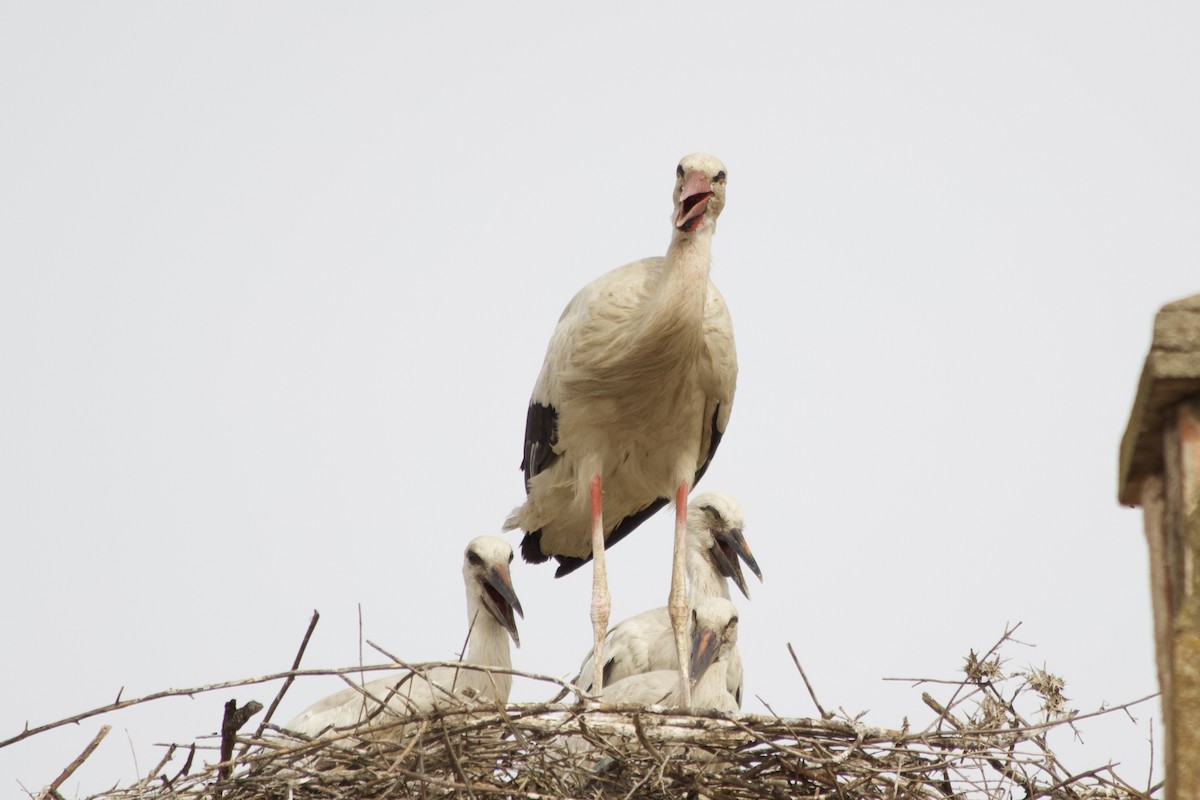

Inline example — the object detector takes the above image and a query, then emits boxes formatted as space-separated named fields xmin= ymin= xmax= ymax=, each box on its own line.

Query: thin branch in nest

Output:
xmin=787 ymin=642 xmax=832 ymax=721
xmin=165 ymin=743 xmax=194 ymax=788
xmin=38 ymin=725 xmax=110 ymax=800
xmin=239 ymin=609 xmax=319 ymax=757
xmin=135 ymin=745 xmax=176 ymax=791
xmin=632 ymin=713 xmax=665 ymax=765
xmin=0 ymin=660 xmax=580 ymax=752
xmin=217 ymin=699 xmax=262 ymax=782
xmin=1146 ymin=718 xmax=1155 ymax=796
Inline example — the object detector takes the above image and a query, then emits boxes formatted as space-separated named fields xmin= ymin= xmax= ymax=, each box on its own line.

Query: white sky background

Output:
xmin=2 ymin=3 xmax=1197 ymax=795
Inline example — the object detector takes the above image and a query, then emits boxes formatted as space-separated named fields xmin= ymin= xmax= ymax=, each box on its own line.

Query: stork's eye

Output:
xmin=676 ymin=164 xmax=685 ymax=179
xmin=508 ymin=551 xmax=514 ymax=563
xmin=714 ymin=171 xmax=726 ymax=182
xmin=467 ymin=550 xmax=484 ymax=566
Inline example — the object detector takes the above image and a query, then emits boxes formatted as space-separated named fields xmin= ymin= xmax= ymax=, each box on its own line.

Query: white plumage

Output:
xmin=575 ymin=492 xmax=759 ymax=706
xmin=598 ymin=597 xmax=741 ymax=714
xmin=506 ymin=154 xmax=737 ymax=703
xmin=283 ymin=536 xmax=522 ymax=740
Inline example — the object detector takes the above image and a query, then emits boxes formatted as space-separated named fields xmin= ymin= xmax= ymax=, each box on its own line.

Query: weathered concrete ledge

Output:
xmin=1119 ymin=294 xmax=1200 ymax=507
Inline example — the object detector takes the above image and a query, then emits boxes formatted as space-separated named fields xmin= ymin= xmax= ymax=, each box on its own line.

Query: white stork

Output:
xmin=575 ymin=491 xmax=759 ymax=706
xmin=283 ymin=536 xmax=522 ymax=740
xmin=505 ymin=154 xmax=736 ymax=705
xmin=598 ymin=597 xmax=741 ymax=713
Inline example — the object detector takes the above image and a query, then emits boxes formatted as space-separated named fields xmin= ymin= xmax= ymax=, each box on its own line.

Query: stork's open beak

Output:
xmin=710 ymin=527 xmax=763 ymax=600
xmin=675 ymin=171 xmax=713 ymax=232
xmin=480 ymin=564 xmax=524 ymax=648
xmin=689 ymin=624 xmax=721 ymax=688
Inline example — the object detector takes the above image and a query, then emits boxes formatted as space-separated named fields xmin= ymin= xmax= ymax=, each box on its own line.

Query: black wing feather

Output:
xmin=518 ymin=401 xmax=560 ymax=565
xmin=521 ymin=401 xmax=559 ymax=489
xmin=552 ymin=403 xmax=726 ymax=578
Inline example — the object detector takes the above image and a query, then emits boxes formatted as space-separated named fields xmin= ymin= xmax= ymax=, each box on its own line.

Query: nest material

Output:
xmin=22 ymin=626 xmax=1159 ymax=800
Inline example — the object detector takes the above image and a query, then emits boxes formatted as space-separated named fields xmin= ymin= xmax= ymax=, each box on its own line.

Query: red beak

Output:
xmin=675 ymin=171 xmax=713 ymax=232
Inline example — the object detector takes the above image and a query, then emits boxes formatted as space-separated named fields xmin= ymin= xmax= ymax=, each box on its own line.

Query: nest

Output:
xmin=17 ymin=624 xmax=1158 ymax=800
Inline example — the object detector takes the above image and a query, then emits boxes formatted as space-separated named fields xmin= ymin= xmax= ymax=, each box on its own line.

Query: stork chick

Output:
xmin=575 ymin=492 xmax=759 ymax=706
xmin=599 ymin=596 xmax=741 ymax=713
xmin=284 ymin=536 xmax=522 ymax=740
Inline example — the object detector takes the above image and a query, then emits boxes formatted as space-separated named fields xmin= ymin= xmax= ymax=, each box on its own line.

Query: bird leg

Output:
xmin=669 ymin=479 xmax=692 ymax=706
xmin=589 ymin=473 xmax=610 ymax=696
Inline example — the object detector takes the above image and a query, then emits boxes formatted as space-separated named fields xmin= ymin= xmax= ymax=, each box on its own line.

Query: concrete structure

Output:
xmin=1120 ymin=294 xmax=1200 ymax=800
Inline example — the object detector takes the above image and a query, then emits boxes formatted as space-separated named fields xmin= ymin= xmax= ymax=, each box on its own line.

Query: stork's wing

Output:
xmin=518 ymin=280 xmax=597 ymax=488
xmin=698 ymin=280 xmax=737 ymax=479
xmin=517 ymin=287 xmax=589 ymax=565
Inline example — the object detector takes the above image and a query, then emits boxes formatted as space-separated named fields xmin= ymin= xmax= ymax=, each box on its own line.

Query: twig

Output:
xmin=1146 ymin=718 xmax=1155 ymax=796
xmin=438 ymin=723 xmax=477 ymax=800
xmin=788 ymin=642 xmax=832 ymax=720
xmin=240 ymin=609 xmax=319 ymax=757
xmin=358 ymin=602 xmax=365 ymax=689
xmin=160 ymin=742 xmax=195 ymax=789
xmin=135 ymin=744 xmax=176 ymax=790
xmin=632 ymin=713 xmax=665 ymax=765
xmin=0 ymin=661 xmax=575 ymax=750
xmin=38 ymin=725 xmax=110 ymax=799
xmin=217 ymin=699 xmax=262 ymax=782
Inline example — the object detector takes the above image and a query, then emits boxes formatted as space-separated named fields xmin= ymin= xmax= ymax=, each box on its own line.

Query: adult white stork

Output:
xmin=598 ymin=597 xmax=741 ymax=713
xmin=505 ymin=154 xmax=737 ymax=705
xmin=283 ymin=536 xmax=522 ymax=740
xmin=575 ymin=491 xmax=759 ymax=706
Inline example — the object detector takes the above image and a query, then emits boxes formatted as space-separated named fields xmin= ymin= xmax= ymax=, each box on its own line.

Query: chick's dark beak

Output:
xmin=689 ymin=624 xmax=721 ymax=687
xmin=710 ymin=528 xmax=763 ymax=600
xmin=480 ymin=564 xmax=523 ymax=648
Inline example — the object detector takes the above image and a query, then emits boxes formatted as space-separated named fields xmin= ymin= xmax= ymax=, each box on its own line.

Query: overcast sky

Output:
xmin=2 ymin=3 xmax=1198 ymax=796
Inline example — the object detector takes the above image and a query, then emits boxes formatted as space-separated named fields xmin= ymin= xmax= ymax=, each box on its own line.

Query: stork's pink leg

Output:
xmin=668 ymin=479 xmax=692 ymax=706
xmin=589 ymin=473 xmax=610 ymax=696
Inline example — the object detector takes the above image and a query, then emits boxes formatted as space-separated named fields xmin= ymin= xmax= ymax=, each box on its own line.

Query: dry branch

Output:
xmin=38 ymin=725 xmax=110 ymax=800
xmin=218 ymin=700 xmax=262 ymax=781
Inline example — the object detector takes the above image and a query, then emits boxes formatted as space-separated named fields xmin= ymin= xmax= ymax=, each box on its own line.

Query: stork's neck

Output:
xmin=461 ymin=597 xmax=514 ymax=700
xmin=630 ymin=228 xmax=713 ymax=350
xmin=664 ymin=228 xmax=715 ymax=283
xmin=686 ymin=542 xmax=733 ymax=602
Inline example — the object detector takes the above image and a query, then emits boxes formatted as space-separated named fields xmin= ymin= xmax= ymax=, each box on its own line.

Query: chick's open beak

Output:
xmin=710 ymin=528 xmax=763 ymax=600
xmin=480 ymin=564 xmax=524 ymax=648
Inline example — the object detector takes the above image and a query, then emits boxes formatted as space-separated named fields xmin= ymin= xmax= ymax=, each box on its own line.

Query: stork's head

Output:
xmin=687 ymin=491 xmax=762 ymax=599
xmin=673 ymin=153 xmax=727 ymax=234
xmin=462 ymin=536 xmax=524 ymax=647
xmin=689 ymin=597 xmax=739 ymax=687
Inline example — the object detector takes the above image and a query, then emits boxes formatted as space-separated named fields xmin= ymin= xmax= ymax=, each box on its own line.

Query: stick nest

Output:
xmin=21 ymin=626 xmax=1158 ymax=800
